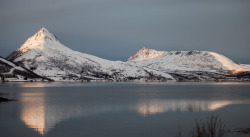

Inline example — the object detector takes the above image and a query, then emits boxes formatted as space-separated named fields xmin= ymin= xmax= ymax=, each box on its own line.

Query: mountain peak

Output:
xmin=34 ymin=27 xmax=57 ymax=40
xmin=141 ymin=46 xmax=148 ymax=50
xmin=126 ymin=47 xmax=165 ymax=62
xmin=17 ymin=28 xmax=61 ymax=52
xmin=37 ymin=27 xmax=50 ymax=34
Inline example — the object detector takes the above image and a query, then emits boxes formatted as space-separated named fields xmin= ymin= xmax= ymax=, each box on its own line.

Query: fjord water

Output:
xmin=0 ymin=82 xmax=250 ymax=137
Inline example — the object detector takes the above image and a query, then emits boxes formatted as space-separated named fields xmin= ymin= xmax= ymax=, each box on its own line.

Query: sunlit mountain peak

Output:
xmin=126 ymin=46 xmax=165 ymax=61
xmin=17 ymin=28 xmax=61 ymax=53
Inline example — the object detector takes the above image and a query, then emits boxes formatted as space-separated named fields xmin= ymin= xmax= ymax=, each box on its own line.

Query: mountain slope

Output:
xmin=127 ymin=47 xmax=250 ymax=81
xmin=0 ymin=56 xmax=49 ymax=81
xmin=7 ymin=28 xmax=174 ymax=81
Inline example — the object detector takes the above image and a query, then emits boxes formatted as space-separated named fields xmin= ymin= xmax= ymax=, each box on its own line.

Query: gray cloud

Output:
xmin=0 ymin=0 xmax=249 ymax=63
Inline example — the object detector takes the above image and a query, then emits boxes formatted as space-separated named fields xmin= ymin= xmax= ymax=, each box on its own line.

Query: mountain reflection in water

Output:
xmin=135 ymin=100 xmax=248 ymax=116
xmin=20 ymin=89 xmax=46 ymax=135
xmin=18 ymin=84 xmax=250 ymax=135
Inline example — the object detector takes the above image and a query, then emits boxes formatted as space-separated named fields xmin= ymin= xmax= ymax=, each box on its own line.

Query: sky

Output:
xmin=0 ymin=0 xmax=249 ymax=63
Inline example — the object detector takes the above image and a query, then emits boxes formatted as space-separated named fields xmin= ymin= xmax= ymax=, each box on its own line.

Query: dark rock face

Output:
xmin=169 ymin=71 xmax=250 ymax=82
xmin=0 ymin=57 xmax=52 ymax=81
xmin=0 ymin=63 xmax=11 ymax=74
xmin=234 ymin=72 xmax=250 ymax=79
xmin=6 ymin=51 xmax=23 ymax=62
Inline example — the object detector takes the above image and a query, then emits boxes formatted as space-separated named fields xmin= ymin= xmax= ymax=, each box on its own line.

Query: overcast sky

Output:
xmin=0 ymin=0 xmax=249 ymax=63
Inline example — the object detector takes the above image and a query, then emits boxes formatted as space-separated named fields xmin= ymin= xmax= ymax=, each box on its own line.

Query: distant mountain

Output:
xmin=127 ymin=47 xmax=250 ymax=81
xmin=5 ymin=28 xmax=250 ymax=82
xmin=0 ymin=56 xmax=49 ymax=82
xmin=6 ymin=28 xmax=173 ymax=81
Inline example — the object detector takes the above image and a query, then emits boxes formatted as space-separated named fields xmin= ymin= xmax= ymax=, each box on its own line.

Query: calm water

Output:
xmin=0 ymin=82 xmax=250 ymax=137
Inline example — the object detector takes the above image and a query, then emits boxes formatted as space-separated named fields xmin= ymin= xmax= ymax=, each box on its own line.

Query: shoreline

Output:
xmin=1 ymin=79 xmax=250 ymax=83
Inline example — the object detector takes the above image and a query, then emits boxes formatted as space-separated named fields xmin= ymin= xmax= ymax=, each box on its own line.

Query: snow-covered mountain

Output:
xmin=6 ymin=28 xmax=173 ymax=81
xmin=127 ymin=47 xmax=250 ymax=81
xmin=126 ymin=46 xmax=164 ymax=62
xmin=0 ymin=56 xmax=48 ymax=81
xmin=5 ymin=28 xmax=250 ymax=82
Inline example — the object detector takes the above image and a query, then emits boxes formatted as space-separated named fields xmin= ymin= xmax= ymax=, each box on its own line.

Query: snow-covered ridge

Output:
xmin=6 ymin=28 xmax=174 ymax=81
xmin=5 ymin=28 xmax=250 ymax=81
xmin=0 ymin=56 xmax=25 ymax=71
xmin=126 ymin=46 xmax=164 ymax=61
xmin=209 ymin=52 xmax=250 ymax=73
xmin=0 ymin=56 xmax=48 ymax=81
xmin=127 ymin=49 xmax=250 ymax=74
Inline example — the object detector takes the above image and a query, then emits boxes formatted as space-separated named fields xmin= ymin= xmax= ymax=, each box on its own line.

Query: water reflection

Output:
xmin=20 ymin=90 xmax=46 ymax=135
xmin=135 ymin=100 xmax=250 ymax=116
xmin=19 ymin=82 xmax=47 ymax=87
xmin=17 ymin=84 xmax=250 ymax=135
xmin=19 ymin=90 xmax=123 ymax=135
